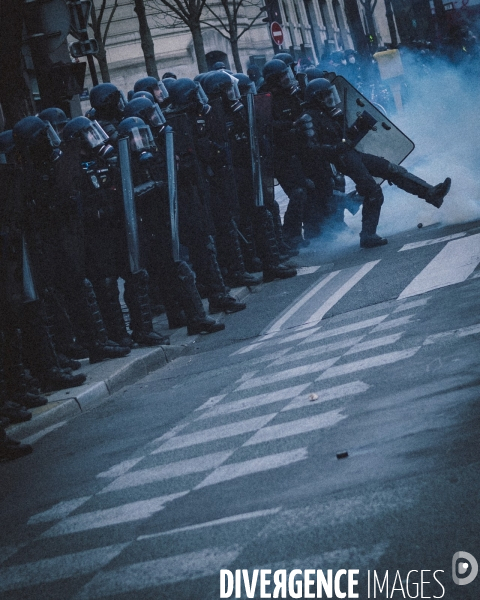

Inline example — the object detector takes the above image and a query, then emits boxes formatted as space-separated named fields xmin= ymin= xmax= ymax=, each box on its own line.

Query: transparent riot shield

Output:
xmin=254 ymin=92 xmax=274 ymax=207
xmin=164 ymin=126 xmax=179 ymax=262
xmin=332 ymin=76 xmax=415 ymax=179
xmin=246 ymin=92 xmax=263 ymax=207
xmin=118 ymin=136 xmax=141 ymax=274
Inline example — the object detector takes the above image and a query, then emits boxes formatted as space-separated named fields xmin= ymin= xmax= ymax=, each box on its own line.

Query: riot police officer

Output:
xmin=300 ymin=78 xmax=451 ymax=248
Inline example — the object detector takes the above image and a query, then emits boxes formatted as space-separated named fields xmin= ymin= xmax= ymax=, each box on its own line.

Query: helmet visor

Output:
xmin=148 ymin=104 xmax=166 ymax=127
xmin=156 ymin=81 xmax=169 ymax=103
xmin=129 ymin=125 xmax=155 ymax=152
xmin=315 ymin=84 xmax=341 ymax=108
xmin=196 ymin=82 xmax=209 ymax=105
xmin=45 ymin=122 xmax=62 ymax=147
xmin=81 ymin=120 xmax=110 ymax=149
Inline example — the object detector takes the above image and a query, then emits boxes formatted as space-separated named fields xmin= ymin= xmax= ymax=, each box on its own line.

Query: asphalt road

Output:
xmin=1 ymin=218 xmax=480 ymax=600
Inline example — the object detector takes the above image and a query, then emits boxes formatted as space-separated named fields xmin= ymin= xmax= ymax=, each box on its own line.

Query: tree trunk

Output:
xmin=230 ymin=36 xmax=243 ymax=72
xmin=134 ymin=0 xmax=159 ymax=78
xmin=95 ymin=47 xmax=111 ymax=82
xmin=190 ymin=22 xmax=208 ymax=73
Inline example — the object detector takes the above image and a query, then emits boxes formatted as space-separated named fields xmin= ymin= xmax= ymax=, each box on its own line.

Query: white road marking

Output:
xmin=244 ymin=410 xmax=346 ymax=446
xmin=393 ymin=298 xmax=430 ymax=313
xmin=0 ymin=544 xmax=128 ymax=593
xmin=264 ymin=271 xmax=340 ymax=334
xmin=96 ymin=458 xmax=144 ymax=479
xmin=296 ymin=266 xmax=322 ymax=275
xmin=270 ymin=336 xmax=365 ymax=366
xmin=300 ymin=315 xmax=388 ymax=344
xmin=282 ymin=381 xmax=370 ymax=411
xmin=236 ymin=357 xmax=340 ymax=391
xmin=150 ymin=422 xmax=191 ymax=446
xmin=195 ymin=448 xmax=308 ymax=489
xmin=100 ymin=451 xmax=234 ymax=493
xmin=371 ymin=314 xmax=416 ymax=332
xmin=151 ymin=414 xmax=277 ymax=453
xmin=398 ymin=233 xmax=480 ymax=298
xmin=138 ymin=508 xmax=282 ymax=540
xmin=423 ymin=323 xmax=480 ymax=345
xmin=74 ymin=547 xmax=241 ymax=599
xmin=316 ymin=347 xmax=421 ymax=381
xmin=194 ymin=394 xmax=227 ymax=411
xmin=196 ymin=384 xmax=310 ymax=421
xmin=21 ymin=421 xmax=67 ymax=445
xmin=398 ymin=232 xmax=466 ymax=251
xmin=307 ymin=261 xmax=380 ymax=322
xmin=41 ymin=492 xmax=188 ymax=537
xmin=28 ymin=497 xmax=91 ymax=524
xmin=277 ymin=327 xmax=323 ymax=344
xmin=344 ymin=332 xmax=403 ymax=355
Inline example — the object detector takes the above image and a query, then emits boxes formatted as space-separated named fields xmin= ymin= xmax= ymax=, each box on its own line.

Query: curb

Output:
xmin=6 ymin=283 xmax=254 ymax=442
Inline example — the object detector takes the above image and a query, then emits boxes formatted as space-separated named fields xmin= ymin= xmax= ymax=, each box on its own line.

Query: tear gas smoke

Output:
xmin=278 ymin=54 xmax=480 ymax=251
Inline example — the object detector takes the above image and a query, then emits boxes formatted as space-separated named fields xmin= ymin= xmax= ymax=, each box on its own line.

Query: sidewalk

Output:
xmin=7 ymin=285 xmax=252 ymax=442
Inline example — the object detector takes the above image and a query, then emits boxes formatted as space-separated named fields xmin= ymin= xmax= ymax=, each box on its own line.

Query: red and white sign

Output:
xmin=270 ymin=21 xmax=284 ymax=46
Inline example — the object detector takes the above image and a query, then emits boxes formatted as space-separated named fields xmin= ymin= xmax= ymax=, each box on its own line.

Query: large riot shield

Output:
xmin=254 ymin=92 xmax=274 ymax=207
xmin=332 ymin=76 xmax=415 ymax=180
xmin=118 ymin=136 xmax=141 ymax=274
xmin=164 ymin=126 xmax=179 ymax=262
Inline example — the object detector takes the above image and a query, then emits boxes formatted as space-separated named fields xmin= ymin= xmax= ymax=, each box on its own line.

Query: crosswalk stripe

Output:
xmin=28 ymin=497 xmax=91 ymax=524
xmin=96 ymin=458 xmax=144 ymax=479
xmin=195 ymin=448 xmax=308 ymax=489
xmin=74 ymin=546 xmax=242 ymax=599
xmin=371 ymin=315 xmax=416 ymax=332
xmin=100 ymin=451 xmax=234 ymax=493
xmin=398 ymin=232 xmax=466 ymax=251
xmin=196 ymin=384 xmax=310 ymax=421
xmin=138 ymin=508 xmax=282 ymax=540
xmin=300 ymin=315 xmax=388 ymax=344
xmin=41 ymin=492 xmax=188 ymax=538
xmin=194 ymin=394 xmax=227 ymax=412
xmin=0 ymin=544 xmax=128 ymax=593
xmin=307 ymin=260 xmax=380 ymax=323
xmin=398 ymin=233 xmax=480 ymax=298
xmin=236 ymin=357 xmax=340 ymax=391
xmin=344 ymin=332 xmax=403 ymax=355
xmin=243 ymin=410 xmax=346 ymax=446
xmin=151 ymin=414 xmax=277 ymax=453
xmin=264 ymin=271 xmax=340 ymax=334
xmin=21 ymin=421 xmax=67 ymax=445
xmin=393 ymin=298 xmax=430 ymax=313
xmin=270 ymin=336 xmax=365 ymax=366
xmin=423 ymin=323 xmax=480 ymax=345
xmin=282 ymin=381 xmax=370 ymax=411
xmin=316 ymin=347 xmax=421 ymax=381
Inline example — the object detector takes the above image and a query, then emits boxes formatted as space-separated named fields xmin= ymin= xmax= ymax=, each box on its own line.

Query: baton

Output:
xmin=342 ymin=87 xmax=347 ymax=143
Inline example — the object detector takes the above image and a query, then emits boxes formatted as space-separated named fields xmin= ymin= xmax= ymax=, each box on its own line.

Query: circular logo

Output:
xmin=452 ymin=551 xmax=478 ymax=585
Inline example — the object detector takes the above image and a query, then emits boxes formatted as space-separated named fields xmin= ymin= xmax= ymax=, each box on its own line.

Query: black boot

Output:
xmin=93 ymin=277 xmax=133 ymax=348
xmin=124 ymin=270 xmax=169 ymax=346
xmin=388 ymin=165 xmax=451 ymax=209
xmin=175 ymin=261 xmax=225 ymax=335
xmin=359 ymin=196 xmax=388 ymax=249
xmin=21 ymin=300 xmax=87 ymax=391
xmin=237 ymin=219 xmax=262 ymax=273
xmin=190 ymin=236 xmax=247 ymax=315
xmin=283 ymin=187 xmax=306 ymax=247
xmin=254 ymin=207 xmax=297 ymax=282
xmin=3 ymin=328 xmax=48 ymax=409
xmin=79 ymin=279 xmax=132 ymax=364
xmin=270 ymin=200 xmax=299 ymax=258
xmin=217 ymin=218 xmax=260 ymax=288
xmin=0 ymin=426 xmax=33 ymax=460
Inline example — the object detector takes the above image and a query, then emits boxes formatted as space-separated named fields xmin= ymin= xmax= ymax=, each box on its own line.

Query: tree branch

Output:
xmin=102 ymin=0 xmax=118 ymax=46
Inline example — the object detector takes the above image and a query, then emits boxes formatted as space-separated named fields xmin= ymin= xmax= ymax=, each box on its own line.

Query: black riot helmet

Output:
xmin=13 ymin=116 xmax=62 ymax=165
xmin=0 ymin=130 xmax=15 ymax=164
xmin=202 ymin=70 xmax=243 ymax=112
xmin=275 ymin=52 xmax=295 ymax=71
xmin=63 ymin=116 xmax=115 ymax=159
xmin=89 ymin=83 xmax=126 ymax=121
xmin=124 ymin=97 xmax=166 ymax=132
xmin=133 ymin=76 xmax=169 ymax=106
xmin=263 ymin=59 xmax=299 ymax=95
xmin=304 ymin=78 xmax=342 ymax=116
xmin=38 ymin=107 xmax=69 ymax=137
xmin=117 ymin=116 xmax=156 ymax=163
xmin=234 ymin=73 xmax=256 ymax=95
xmin=168 ymin=78 xmax=211 ymax=115
xmin=131 ymin=90 xmax=155 ymax=103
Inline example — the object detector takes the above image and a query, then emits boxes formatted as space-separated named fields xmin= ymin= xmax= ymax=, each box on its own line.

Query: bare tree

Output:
xmin=147 ymin=0 xmax=209 ymax=72
xmin=133 ymin=0 xmax=159 ymax=78
xmin=89 ymin=0 xmax=119 ymax=82
xmin=201 ymin=0 xmax=267 ymax=72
